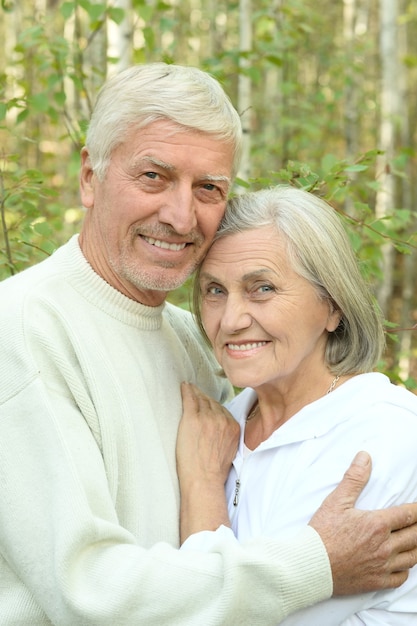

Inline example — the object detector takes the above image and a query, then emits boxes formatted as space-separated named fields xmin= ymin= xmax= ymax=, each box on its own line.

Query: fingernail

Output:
xmin=354 ymin=451 xmax=370 ymax=466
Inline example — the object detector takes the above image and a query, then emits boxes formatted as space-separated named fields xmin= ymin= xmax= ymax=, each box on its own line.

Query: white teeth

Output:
xmin=228 ymin=342 xmax=267 ymax=351
xmin=143 ymin=236 xmax=187 ymax=251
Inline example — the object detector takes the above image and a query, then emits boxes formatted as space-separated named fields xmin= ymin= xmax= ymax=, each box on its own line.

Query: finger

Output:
xmin=324 ymin=451 xmax=372 ymax=510
xmin=390 ymin=546 xmax=417 ymax=572
xmin=187 ymin=384 xmax=229 ymax=419
xmin=185 ymin=383 xmax=212 ymax=412
xmin=383 ymin=503 xmax=417 ymax=532
xmin=180 ymin=381 xmax=192 ymax=401
xmin=383 ymin=570 xmax=409 ymax=589
xmin=390 ymin=519 xmax=417 ymax=550
xmin=181 ymin=382 xmax=201 ymax=411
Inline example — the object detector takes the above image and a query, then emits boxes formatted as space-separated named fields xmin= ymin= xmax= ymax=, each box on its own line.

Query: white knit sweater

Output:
xmin=0 ymin=235 xmax=331 ymax=625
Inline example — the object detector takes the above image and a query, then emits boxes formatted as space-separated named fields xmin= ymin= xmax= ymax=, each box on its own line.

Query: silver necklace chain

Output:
xmin=326 ymin=375 xmax=340 ymax=394
xmin=246 ymin=375 xmax=340 ymax=422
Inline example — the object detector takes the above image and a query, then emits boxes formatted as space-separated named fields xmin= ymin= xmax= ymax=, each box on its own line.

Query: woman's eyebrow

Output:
xmin=199 ymin=271 xmax=219 ymax=282
xmin=242 ymin=268 xmax=274 ymax=281
xmin=200 ymin=268 xmax=274 ymax=282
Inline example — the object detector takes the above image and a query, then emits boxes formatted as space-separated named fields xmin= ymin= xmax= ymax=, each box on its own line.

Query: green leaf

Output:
xmin=25 ymin=169 xmax=44 ymax=182
xmin=343 ymin=164 xmax=368 ymax=173
xmin=108 ymin=7 xmax=125 ymax=24
xmin=265 ymin=54 xmax=283 ymax=67
xmin=33 ymin=221 xmax=53 ymax=236
xmin=29 ymin=93 xmax=50 ymax=113
xmin=54 ymin=91 xmax=66 ymax=106
xmin=1 ymin=0 xmax=14 ymax=11
xmin=366 ymin=180 xmax=381 ymax=192
xmin=143 ymin=26 xmax=155 ymax=50
xmin=137 ymin=5 xmax=154 ymax=22
xmin=79 ymin=0 xmax=106 ymax=21
xmin=321 ymin=153 xmax=338 ymax=173
xmin=60 ymin=1 xmax=75 ymax=19
xmin=234 ymin=177 xmax=251 ymax=189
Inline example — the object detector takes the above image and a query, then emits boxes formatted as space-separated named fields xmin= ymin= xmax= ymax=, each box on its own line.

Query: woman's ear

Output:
xmin=326 ymin=301 xmax=343 ymax=333
xmin=79 ymin=147 xmax=95 ymax=209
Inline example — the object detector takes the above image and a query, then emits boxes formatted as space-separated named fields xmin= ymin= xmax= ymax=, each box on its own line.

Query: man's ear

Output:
xmin=79 ymin=147 xmax=95 ymax=208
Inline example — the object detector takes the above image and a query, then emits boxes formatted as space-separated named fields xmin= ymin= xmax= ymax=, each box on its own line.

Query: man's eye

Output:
xmin=198 ymin=183 xmax=225 ymax=201
xmin=144 ymin=171 xmax=159 ymax=179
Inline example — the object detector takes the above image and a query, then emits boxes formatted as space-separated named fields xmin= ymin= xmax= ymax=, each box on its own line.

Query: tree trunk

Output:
xmin=84 ymin=0 xmax=108 ymax=93
xmin=343 ymin=0 xmax=359 ymax=216
xmin=397 ymin=0 xmax=416 ymax=382
xmin=108 ymin=0 xmax=133 ymax=74
xmin=237 ymin=0 xmax=252 ymax=184
xmin=375 ymin=0 xmax=398 ymax=316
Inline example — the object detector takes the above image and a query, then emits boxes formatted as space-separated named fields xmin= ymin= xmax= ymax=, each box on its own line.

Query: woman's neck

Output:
xmin=244 ymin=373 xmax=353 ymax=450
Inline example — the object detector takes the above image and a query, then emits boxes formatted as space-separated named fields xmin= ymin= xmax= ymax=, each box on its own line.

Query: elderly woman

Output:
xmin=183 ymin=185 xmax=417 ymax=624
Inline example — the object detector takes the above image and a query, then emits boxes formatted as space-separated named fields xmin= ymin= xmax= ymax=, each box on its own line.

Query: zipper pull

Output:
xmin=233 ymin=479 xmax=241 ymax=506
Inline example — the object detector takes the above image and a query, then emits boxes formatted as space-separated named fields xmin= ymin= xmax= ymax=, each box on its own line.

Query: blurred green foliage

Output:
xmin=1 ymin=0 xmax=416 ymax=387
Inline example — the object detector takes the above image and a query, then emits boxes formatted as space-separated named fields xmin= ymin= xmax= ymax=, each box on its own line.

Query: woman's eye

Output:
xmin=257 ymin=284 xmax=274 ymax=294
xmin=202 ymin=283 xmax=225 ymax=297
xmin=208 ymin=285 xmax=224 ymax=295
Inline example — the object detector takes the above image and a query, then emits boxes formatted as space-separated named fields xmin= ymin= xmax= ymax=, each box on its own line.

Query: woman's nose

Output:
xmin=220 ymin=296 xmax=252 ymax=333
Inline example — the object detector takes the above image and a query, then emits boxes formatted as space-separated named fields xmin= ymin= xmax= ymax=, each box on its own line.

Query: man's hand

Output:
xmin=176 ymin=382 xmax=240 ymax=543
xmin=309 ymin=451 xmax=417 ymax=595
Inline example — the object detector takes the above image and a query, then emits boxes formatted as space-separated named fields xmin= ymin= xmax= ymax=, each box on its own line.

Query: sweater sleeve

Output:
xmin=0 ymin=376 xmax=332 ymax=625
xmin=182 ymin=525 xmax=332 ymax=621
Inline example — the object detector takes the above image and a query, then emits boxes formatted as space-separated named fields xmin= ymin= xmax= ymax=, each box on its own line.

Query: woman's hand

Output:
xmin=176 ymin=382 xmax=240 ymax=543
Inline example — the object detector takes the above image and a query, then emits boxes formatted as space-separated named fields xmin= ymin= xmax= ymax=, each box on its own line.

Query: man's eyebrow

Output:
xmin=133 ymin=156 xmax=174 ymax=171
xmin=131 ymin=158 xmax=231 ymax=187
xmin=204 ymin=174 xmax=231 ymax=184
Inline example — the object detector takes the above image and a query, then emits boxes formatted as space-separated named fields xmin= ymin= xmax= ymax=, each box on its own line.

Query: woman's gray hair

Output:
xmin=85 ymin=63 xmax=242 ymax=180
xmin=193 ymin=185 xmax=385 ymax=375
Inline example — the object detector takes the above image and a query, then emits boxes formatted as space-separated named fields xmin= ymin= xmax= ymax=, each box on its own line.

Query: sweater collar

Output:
xmin=54 ymin=235 xmax=166 ymax=329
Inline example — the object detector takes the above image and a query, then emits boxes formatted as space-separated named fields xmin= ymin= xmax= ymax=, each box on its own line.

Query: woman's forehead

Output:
xmin=201 ymin=228 xmax=291 ymax=278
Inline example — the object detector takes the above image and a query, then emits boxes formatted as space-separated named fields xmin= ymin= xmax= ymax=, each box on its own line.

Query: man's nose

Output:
xmin=158 ymin=186 xmax=197 ymax=234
